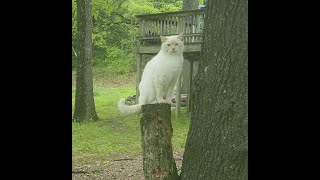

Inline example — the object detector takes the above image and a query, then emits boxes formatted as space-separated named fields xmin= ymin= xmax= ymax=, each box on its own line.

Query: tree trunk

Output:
xmin=180 ymin=0 xmax=200 ymax=109
xmin=183 ymin=0 xmax=199 ymax=10
xmin=73 ymin=0 xmax=98 ymax=122
xmin=180 ymin=0 xmax=248 ymax=179
xmin=140 ymin=104 xmax=179 ymax=180
xmin=180 ymin=0 xmax=200 ymax=94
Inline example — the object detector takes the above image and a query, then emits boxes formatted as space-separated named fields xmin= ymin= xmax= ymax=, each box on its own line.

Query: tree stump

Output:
xmin=140 ymin=104 xmax=179 ymax=180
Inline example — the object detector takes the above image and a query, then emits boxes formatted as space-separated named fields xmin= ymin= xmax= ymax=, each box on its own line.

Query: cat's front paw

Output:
xmin=150 ymin=100 xmax=158 ymax=104
xmin=158 ymin=99 xmax=167 ymax=104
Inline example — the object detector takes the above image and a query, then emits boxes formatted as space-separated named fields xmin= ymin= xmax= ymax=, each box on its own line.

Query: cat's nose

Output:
xmin=172 ymin=48 xmax=176 ymax=51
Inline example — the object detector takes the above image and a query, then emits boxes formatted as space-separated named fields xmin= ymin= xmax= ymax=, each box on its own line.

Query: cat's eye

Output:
xmin=167 ymin=44 xmax=170 ymax=46
xmin=175 ymin=43 xmax=178 ymax=46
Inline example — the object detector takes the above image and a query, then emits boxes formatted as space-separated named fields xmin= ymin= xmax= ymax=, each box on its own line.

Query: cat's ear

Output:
xmin=160 ymin=36 xmax=167 ymax=43
xmin=177 ymin=32 xmax=184 ymax=40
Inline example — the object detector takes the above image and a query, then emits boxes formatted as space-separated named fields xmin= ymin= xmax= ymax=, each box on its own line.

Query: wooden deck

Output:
xmin=136 ymin=9 xmax=205 ymax=53
xmin=135 ymin=9 xmax=205 ymax=116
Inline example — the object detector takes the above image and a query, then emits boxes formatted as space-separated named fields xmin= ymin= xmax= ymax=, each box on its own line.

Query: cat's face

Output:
xmin=160 ymin=33 xmax=184 ymax=54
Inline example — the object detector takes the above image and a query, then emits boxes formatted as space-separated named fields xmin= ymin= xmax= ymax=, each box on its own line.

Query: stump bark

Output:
xmin=140 ymin=104 xmax=179 ymax=180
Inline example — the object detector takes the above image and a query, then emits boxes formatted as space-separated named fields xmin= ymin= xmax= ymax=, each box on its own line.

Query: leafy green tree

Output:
xmin=72 ymin=0 xmax=183 ymax=73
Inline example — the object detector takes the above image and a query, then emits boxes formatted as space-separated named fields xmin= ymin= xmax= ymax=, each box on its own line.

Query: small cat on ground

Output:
xmin=118 ymin=33 xmax=184 ymax=114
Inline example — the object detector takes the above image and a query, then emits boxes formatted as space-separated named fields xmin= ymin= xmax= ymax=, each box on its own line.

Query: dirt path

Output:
xmin=72 ymin=150 xmax=184 ymax=180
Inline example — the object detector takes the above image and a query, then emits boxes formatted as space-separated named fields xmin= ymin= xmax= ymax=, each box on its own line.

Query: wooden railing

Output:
xmin=135 ymin=9 xmax=205 ymax=45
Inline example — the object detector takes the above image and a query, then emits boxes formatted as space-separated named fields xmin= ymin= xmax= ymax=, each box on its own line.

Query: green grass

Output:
xmin=72 ymin=67 xmax=190 ymax=165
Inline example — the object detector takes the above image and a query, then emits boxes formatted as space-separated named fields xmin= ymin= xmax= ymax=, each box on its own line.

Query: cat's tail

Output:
xmin=117 ymin=98 xmax=142 ymax=114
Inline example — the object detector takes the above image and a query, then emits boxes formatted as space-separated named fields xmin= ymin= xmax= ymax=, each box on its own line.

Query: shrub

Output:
xmin=107 ymin=53 xmax=135 ymax=74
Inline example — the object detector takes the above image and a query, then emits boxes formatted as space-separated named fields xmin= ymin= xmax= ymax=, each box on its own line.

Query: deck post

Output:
xmin=174 ymin=17 xmax=184 ymax=118
xmin=187 ymin=60 xmax=193 ymax=113
xmin=175 ymin=74 xmax=181 ymax=118
xmin=136 ymin=53 xmax=142 ymax=104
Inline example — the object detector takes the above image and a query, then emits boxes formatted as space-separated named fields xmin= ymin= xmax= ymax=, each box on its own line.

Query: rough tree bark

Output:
xmin=73 ymin=0 xmax=98 ymax=122
xmin=140 ymin=104 xmax=179 ymax=180
xmin=180 ymin=0 xmax=248 ymax=179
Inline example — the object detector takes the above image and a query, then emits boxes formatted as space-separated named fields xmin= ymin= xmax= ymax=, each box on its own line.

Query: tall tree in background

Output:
xmin=180 ymin=0 xmax=248 ymax=179
xmin=73 ymin=0 xmax=98 ymax=122
xmin=183 ymin=0 xmax=199 ymax=10
xmin=180 ymin=0 xmax=199 ymax=94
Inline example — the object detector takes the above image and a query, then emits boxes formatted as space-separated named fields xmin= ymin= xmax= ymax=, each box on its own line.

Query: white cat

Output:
xmin=118 ymin=33 xmax=184 ymax=114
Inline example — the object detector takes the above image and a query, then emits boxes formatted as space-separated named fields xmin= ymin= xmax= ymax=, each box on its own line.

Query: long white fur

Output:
xmin=117 ymin=33 xmax=184 ymax=114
